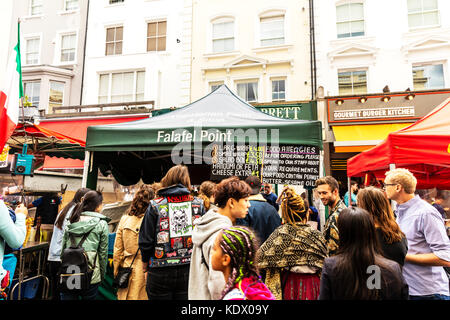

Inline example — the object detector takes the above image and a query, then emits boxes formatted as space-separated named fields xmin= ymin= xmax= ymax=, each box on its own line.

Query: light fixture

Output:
xmin=358 ymin=96 xmax=367 ymax=103
xmin=405 ymin=93 xmax=415 ymax=100
xmin=335 ymin=99 xmax=344 ymax=106
xmin=381 ymin=96 xmax=391 ymax=102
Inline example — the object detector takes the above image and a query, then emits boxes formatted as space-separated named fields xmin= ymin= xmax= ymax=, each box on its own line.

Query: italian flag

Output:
xmin=0 ymin=23 xmax=23 ymax=151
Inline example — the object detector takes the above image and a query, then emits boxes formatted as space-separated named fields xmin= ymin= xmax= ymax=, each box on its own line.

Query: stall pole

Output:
xmin=347 ymin=176 xmax=352 ymax=207
xmin=82 ymin=151 xmax=98 ymax=190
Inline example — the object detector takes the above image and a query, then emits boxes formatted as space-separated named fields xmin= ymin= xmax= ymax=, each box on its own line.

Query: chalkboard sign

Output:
xmin=209 ymin=144 xmax=320 ymax=187
xmin=210 ymin=144 xmax=263 ymax=181
xmin=262 ymin=145 xmax=320 ymax=187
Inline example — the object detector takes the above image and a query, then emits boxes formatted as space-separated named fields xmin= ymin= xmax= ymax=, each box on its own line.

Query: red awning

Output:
xmin=39 ymin=116 xmax=149 ymax=141
xmin=347 ymin=98 xmax=450 ymax=189
xmin=38 ymin=116 xmax=149 ymax=169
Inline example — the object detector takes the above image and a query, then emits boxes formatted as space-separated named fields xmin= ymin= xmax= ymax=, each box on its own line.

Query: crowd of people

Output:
xmin=0 ymin=165 xmax=449 ymax=301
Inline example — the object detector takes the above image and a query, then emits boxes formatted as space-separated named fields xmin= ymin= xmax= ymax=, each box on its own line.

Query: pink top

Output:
xmin=223 ymin=277 xmax=275 ymax=300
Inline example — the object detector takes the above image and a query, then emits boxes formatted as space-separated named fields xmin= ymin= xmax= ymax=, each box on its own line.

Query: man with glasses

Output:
xmin=315 ymin=176 xmax=347 ymax=256
xmin=384 ymin=168 xmax=450 ymax=300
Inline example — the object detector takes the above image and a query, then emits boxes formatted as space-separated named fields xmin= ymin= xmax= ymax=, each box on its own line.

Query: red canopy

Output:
xmin=347 ymin=98 xmax=450 ymax=189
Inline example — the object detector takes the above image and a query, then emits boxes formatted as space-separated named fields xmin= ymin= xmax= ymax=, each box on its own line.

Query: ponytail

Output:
xmin=69 ymin=190 xmax=103 ymax=224
xmin=55 ymin=188 xmax=90 ymax=229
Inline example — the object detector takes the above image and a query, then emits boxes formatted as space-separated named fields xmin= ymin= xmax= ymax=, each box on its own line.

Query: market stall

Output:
xmin=84 ymin=85 xmax=323 ymax=189
xmin=347 ymin=98 xmax=450 ymax=189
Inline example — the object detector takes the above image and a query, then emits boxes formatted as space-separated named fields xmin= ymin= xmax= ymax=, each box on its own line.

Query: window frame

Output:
xmin=146 ymin=20 xmax=167 ymax=52
xmin=23 ymin=80 xmax=41 ymax=108
xmin=235 ymin=80 xmax=259 ymax=103
xmin=59 ymin=32 xmax=77 ymax=64
xmin=211 ymin=17 xmax=235 ymax=54
xmin=337 ymin=69 xmax=368 ymax=95
xmin=29 ymin=0 xmax=43 ymax=16
xmin=271 ymin=78 xmax=286 ymax=102
xmin=259 ymin=14 xmax=285 ymax=47
xmin=105 ymin=25 xmax=124 ymax=56
xmin=407 ymin=0 xmax=440 ymax=30
xmin=336 ymin=2 xmax=365 ymax=39
xmin=48 ymin=81 xmax=65 ymax=114
xmin=64 ymin=0 xmax=79 ymax=11
xmin=24 ymin=35 xmax=41 ymax=66
xmin=98 ymin=70 xmax=146 ymax=104
xmin=412 ymin=62 xmax=445 ymax=90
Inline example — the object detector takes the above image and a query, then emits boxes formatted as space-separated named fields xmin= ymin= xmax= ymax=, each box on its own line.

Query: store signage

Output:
xmin=255 ymin=102 xmax=317 ymax=121
xmin=334 ymin=106 xmax=415 ymax=121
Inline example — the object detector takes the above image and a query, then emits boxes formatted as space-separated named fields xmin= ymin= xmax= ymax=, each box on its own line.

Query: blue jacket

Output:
xmin=0 ymin=201 xmax=26 ymax=282
xmin=236 ymin=194 xmax=281 ymax=244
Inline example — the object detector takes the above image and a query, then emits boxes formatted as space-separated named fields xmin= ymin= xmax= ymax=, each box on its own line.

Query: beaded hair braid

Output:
xmin=218 ymin=226 xmax=261 ymax=299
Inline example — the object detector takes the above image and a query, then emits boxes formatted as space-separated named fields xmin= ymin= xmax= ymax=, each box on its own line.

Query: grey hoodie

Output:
xmin=188 ymin=207 xmax=232 ymax=300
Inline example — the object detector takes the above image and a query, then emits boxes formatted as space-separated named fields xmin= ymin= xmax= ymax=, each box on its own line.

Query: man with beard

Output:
xmin=315 ymin=176 xmax=346 ymax=256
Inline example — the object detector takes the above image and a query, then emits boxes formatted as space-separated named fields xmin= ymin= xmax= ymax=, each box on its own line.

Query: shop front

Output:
xmin=325 ymin=89 xmax=450 ymax=194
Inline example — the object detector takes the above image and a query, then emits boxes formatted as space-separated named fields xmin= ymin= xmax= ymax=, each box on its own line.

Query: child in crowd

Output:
xmin=211 ymin=226 xmax=275 ymax=300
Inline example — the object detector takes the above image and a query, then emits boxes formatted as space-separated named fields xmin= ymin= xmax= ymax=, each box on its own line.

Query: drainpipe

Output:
xmin=309 ymin=0 xmax=317 ymax=100
xmin=79 ymin=0 xmax=90 ymax=105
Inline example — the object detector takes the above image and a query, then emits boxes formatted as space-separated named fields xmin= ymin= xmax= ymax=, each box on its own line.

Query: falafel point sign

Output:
xmin=210 ymin=144 xmax=320 ymax=187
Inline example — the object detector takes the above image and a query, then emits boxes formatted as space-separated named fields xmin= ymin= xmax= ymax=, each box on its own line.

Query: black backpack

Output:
xmin=58 ymin=230 xmax=97 ymax=294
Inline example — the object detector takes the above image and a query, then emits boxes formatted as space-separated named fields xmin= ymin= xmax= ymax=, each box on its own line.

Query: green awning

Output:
xmin=85 ymin=85 xmax=323 ymax=185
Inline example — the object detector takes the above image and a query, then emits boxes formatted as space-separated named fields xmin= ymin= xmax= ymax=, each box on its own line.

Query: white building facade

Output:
xmin=190 ymin=0 xmax=314 ymax=103
xmin=314 ymin=0 xmax=450 ymax=96
xmin=82 ymin=0 xmax=193 ymax=109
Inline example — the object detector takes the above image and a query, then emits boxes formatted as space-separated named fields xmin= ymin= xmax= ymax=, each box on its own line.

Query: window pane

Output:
xmin=213 ymin=22 xmax=234 ymax=39
xmin=408 ymin=13 xmax=422 ymax=27
xmin=413 ymin=64 xmax=444 ymax=89
xmin=407 ymin=0 xmax=422 ymax=12
xmin=106 ymin=43 xmax=115 ymax=55
xmin=99 ymin=74 xmax=109 ymax=97
xmin=248 ymin=83 xmax=257 ymax=102
xmin=351 ymin=20 xmax=364 ymax=36
xmin=337 ymin=22 xmax=351 ymax=38
xmin=336 ymin=5 xmax=349 ymax=22
xmin=148 ymin=23 xmax=157 ymax=37
xmin=237 ymin=83 xmax=247 ymax=100
xmin=116 ymin=27 xmax=123 ymax=41
xmin=115 ymin=41 xmax=123 ymax=54
xmin=136 ymin=71 xmax=145 ymax=94
xmin=338 ymin=71 xmax=367 ymax=95
xmin=106 ymin=28 xmax=115 ymax=42
xmin=423 ymin=11 xmax=438 ymax=25
xmin=111 ymin=73 xmax=123 ymax=96
xmin=350 ymin=3 xmax=364 ymax=20
xmin=147 ymin=38 xmax=156 ymax=51
xmin=157 ymin=37 xmax=166 ymax=51
xmin=123 ymin=72 xmax=134 ymax=96
xmin=423 ymin=0 xmax=438 ymax=11
xmin=158 ymin=21 xmax=167 ymax=36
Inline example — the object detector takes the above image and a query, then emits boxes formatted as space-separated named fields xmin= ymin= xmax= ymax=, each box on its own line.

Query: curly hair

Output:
xmin=218 ymin=226 xmax=261 ymax=299
xmin=126 ymin=184 xmax=155 ymax=217
xmin=281 ymin=187 xmax=306 ymax=225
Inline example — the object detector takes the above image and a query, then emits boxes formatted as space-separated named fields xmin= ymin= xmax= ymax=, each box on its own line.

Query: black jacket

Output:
xmin=138 ymin=184 xmax=205 ymax=268
xmin=236 ymin=194 xmax=281 ymax=244
xmin=319 ymin=255 xmax=409 ymax=300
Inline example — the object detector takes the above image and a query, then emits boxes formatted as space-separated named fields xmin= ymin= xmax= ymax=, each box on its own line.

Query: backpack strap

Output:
xmin=68 ymin=228 xmax=94 ymax=248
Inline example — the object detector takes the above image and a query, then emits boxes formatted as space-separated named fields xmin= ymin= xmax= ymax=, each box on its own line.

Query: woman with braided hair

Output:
xmin=256 ymin=187 xmax=328 ymax=300
xmin=211 ymin=226 xmax=274 ymax=300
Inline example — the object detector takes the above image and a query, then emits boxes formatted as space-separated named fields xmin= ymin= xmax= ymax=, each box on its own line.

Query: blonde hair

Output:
xmin=385 ymin=168 xmax=417 ymax=194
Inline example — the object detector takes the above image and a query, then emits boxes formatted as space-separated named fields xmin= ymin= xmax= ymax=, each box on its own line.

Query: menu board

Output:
xmin=262 ymin=145 xmax=320 ymax=187
xmin=210 ymin=144 xmax=320 ymax=187
xmin=210 ymin=144 xmax=263 ymax=181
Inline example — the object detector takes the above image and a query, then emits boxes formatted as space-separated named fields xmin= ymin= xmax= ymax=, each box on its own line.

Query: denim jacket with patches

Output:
xmin=138 ymin=184 xmax=205 ymax=268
